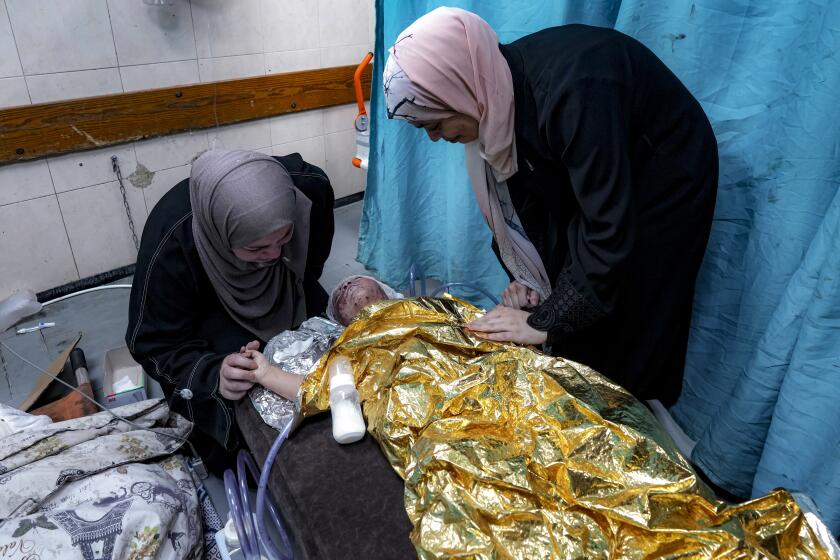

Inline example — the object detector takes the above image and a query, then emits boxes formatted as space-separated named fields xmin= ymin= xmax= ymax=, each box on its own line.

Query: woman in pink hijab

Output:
xmin=383 ymin=7 xmax=718 ymax=407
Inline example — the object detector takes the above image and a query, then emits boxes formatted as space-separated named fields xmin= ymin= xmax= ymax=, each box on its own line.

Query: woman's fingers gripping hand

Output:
xmin=219 ymin=352 xmax=257 ymax=400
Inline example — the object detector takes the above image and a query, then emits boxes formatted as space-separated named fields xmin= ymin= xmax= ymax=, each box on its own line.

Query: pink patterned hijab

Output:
xmin=383 ymin=7 xmax=552 ymax=298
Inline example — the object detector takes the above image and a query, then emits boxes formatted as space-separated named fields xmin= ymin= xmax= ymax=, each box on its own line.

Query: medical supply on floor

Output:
xmin=0 ymin=339 xmax=207 ymax=478
xmin=103 ymin=345 xmax=147 ymax=408
xmin=0 ymin=289 xmax=42 ymax=332
xmin=329 ymin=356 xmax=365 ymax=444
xmin=224 ymin=517 xmax=240 ymax=552
xmin=15 ymin=321 xmax=55 ymax=334
xmin=215 ymin=517 xmax=245 ymax=560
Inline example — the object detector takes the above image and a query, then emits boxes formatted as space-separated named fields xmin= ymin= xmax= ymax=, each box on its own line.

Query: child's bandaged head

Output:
xmin=327 ymin=276 xmax=402 ymax=326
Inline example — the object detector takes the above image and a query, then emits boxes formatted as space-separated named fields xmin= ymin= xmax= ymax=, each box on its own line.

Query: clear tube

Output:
xmin=236 ymin=452 xmax=260 ymax=558
xmin=224 ymin=426 xmax=293 ymax=560
xmin=431 ymin=282 xmax=500 ymax=306
xmin=255 ymin=421 xmax=294 ymax=560
xmin=224 ymin=469 xmax=255 ymax=559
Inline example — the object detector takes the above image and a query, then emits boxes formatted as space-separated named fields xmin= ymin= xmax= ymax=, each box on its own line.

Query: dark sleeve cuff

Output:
xmin=527 ymin=272 xmax=605 ymax=334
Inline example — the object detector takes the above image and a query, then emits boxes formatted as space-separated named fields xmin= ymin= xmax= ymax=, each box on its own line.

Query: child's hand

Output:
xmin=239 ymin=340 xmax=260 ymax=354
xmin=244 ymin=349 xmax=275 ymax=385
xmin=242 ymin=349 xmax=304 ymax=400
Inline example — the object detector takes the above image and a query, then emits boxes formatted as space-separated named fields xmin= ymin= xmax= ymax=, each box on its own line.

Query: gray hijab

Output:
xmin=190 ymin=149 xmax=312 ymax=340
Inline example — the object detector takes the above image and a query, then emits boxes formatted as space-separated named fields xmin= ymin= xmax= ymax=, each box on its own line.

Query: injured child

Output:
xmin=326 ymin=275 xmax=402 ymax=327
xmin=292 ymin=296 xmax=834 ymax=559
xmin=246 ymin=275 xmax=402 ymax=432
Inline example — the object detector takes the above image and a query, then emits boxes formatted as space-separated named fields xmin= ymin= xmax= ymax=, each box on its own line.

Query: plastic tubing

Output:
xmin=224 ymin=469 xmax=256 ymax=559
xmin=408 ymin=264 xmax=417 ymax=297
xmin=256 ymin=421 xmax=294 ymax=560
xmin=41 ymin=284 xmax=133 ymax=307
xmin=224 ymin=445 xmax=291 ymax=559
xmin=235 ymin=451 xmax=261 ymax=558
xmin=431 ymin=282 xmax=500 ymax=306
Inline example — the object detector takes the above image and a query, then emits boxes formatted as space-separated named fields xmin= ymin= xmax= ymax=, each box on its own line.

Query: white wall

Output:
xmin=0 ymin=0 xmax=374 ymax=299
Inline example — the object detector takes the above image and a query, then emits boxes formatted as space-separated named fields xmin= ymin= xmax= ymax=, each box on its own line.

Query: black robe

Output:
xmin=125 ymin=154 xmax=334 ymax=469
xmin=498 ymin=25 xmax=718 ymax=405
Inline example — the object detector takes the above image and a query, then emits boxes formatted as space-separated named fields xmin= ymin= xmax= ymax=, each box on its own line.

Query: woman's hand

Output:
xmin=466 ymin=306 xmax=548 ymax=345
xmin=219 ymin=351 xmax=258 ymax=400
xmin=501 ymin=282 xmax=540 ymax=309
xmin=219 ymin=340 xmax=261 ymax=400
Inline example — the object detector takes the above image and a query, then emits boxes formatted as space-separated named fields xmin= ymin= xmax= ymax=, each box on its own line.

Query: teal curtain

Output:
xmin=359 ymin=0 xmax=840 ymax=532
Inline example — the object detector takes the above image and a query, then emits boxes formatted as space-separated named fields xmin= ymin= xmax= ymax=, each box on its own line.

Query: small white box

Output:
xmin=103 ymin=346 xmax=147 ymax=408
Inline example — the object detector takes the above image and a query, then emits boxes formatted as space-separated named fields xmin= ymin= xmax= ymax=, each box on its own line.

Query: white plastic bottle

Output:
xmin=328 ymin=356 xmax=366 ymax=444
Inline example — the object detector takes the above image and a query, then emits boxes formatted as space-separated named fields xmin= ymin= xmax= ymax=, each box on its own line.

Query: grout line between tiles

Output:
xmin=0 ymin=192 xmax=53 ymax=209
xmin=187 ymin=0 xmax=201 ymax=63
xmin=103 ymin=0 xmax=125 ymax=93
xmin=3 ymin=0 xmax=31 ymax=102
xmin=49 ymin=166 xmax=82 ymax=281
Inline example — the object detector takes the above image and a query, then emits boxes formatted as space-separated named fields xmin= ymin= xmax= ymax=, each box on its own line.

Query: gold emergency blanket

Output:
xmin=299 ymin=297 xmax=831 ymax=559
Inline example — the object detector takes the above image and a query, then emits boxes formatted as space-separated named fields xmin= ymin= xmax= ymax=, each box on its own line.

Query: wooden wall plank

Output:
xmin=0 ymin=64 xmax=372 ymax=165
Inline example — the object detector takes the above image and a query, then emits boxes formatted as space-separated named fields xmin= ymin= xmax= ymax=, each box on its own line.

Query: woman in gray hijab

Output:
xmin=126 ymin=149 xmax=334 ymax=473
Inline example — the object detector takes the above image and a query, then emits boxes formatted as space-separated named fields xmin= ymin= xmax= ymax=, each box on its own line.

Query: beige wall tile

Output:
xmin=320 ymin=43 xmax=370 ymax=68
xmin=120 ymin=60 xmax=200 ymax=92
xmin=323 ymin=103 xmax=358 ymax=134
xmin=318 ymin=0 xmax=369 ymax=48
xmin=192 ymin=0 xmax=263 ymax=58
xmin=58 ymin=181 xmax=147 ymax=278
xmin=0 ymin=76 xmax=29 ymax=108
xmin=142 ymin=164 xmax=190 ymax=215
xmin=265 ymin=49 xmax=320 ymax=74
xmin=26 ymin=68 xmax=123 ymax=104
xmin=108 ymin=0 xmax=197 ymax=66
xmin=272 ymin=135 xmax=326 ymax=171
xmin=7 ymin=0 xmax=116 ymax=74
xmin=198 ymin=54 xmax=265 ymax=82
xmin=0 ymin=160 xmax=54 ymax=207
xmin=261 ymin=0 xmax=319 ymax=53
xmin=207 ymin=119 xmax=272 ymax=152
xmin=0 ymin=196 xmax=78 ymax=299
xmin=134 ymin=131 xmax=208 ymax=171
xmin=269 ymin=109 xmax=325 ymax=146
xmin=0 ymin=1 xmax=22 ymax=78
xmin=324 ymin=129 xmax=363 ymax=198
xmin=48 ymin=145 xmax=137 ymax=193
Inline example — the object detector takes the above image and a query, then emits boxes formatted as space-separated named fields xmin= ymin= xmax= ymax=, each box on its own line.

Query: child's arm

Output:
xmin=246 ymin=349 xmax=304 ymax=400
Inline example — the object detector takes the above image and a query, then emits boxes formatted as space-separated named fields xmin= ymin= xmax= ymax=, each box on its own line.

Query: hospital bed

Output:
xmin=236 ymin=399 xmax=415 ymax=559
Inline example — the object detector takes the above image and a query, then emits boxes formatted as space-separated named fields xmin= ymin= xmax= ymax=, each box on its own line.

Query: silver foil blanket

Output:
xmin=249 ymin=316 xmax=343 ymax=432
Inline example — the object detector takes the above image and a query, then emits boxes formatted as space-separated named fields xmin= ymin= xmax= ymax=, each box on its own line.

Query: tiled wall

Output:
xmin=0 ymin=0 xmax=374 ymax=299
